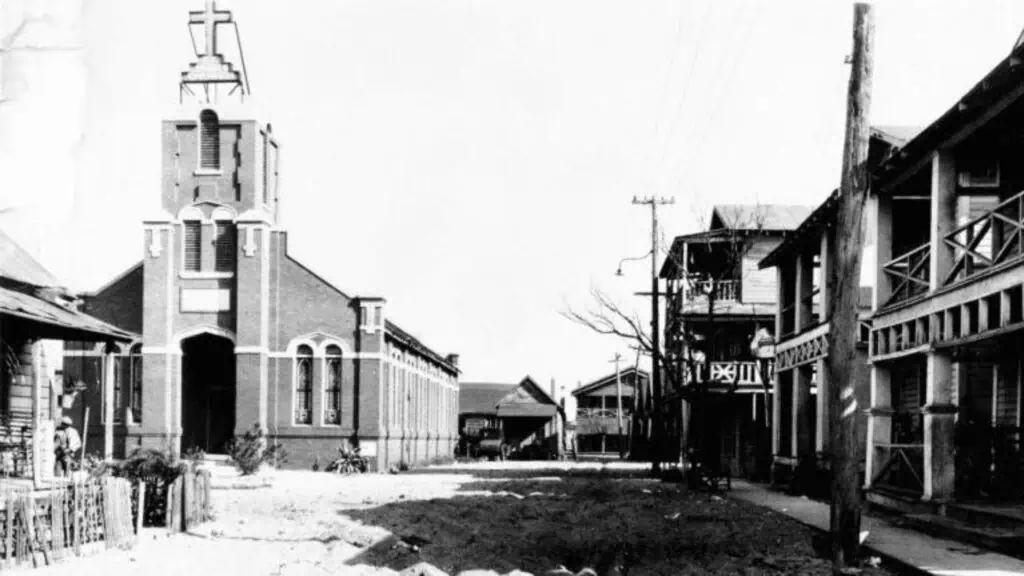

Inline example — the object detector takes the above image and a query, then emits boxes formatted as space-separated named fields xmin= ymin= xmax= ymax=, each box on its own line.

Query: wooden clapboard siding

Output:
xmin=742 ymin=237 xmax=784 ymax=304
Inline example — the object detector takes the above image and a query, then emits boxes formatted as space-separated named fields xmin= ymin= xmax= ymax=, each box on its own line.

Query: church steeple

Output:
xmin=180 ymin=0 xmax=250 ymax=105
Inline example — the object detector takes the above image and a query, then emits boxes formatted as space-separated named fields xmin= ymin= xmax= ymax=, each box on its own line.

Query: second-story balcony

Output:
xmin=881 ymin=190 xmax=1024 ymax=309
xmin=682 ymin=360 xmax=766 ymax=387
xmin=682 ymin=279 xmax=740 ymax=305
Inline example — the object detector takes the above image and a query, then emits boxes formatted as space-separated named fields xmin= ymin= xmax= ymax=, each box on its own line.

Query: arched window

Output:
xmin=199 ymin=110 xmax=220 ymax=170
xmin=294 ymin=344 xmax=313 ymax=425
xmin=324 ymin=345 xmax=342 ymax=425
xmin=130 ymin=343 xmax=143 ymax=424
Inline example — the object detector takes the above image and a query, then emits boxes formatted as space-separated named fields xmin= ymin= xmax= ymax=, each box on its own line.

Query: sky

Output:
xmin=4 ymin=0 xmax=1024 ymax=395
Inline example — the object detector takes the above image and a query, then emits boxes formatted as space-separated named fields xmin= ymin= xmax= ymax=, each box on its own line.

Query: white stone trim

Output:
xmin=283 ymin=333 xmax=354 ymax=357
xmin=147 ymin=227 xmax=164 ymax=258
xmin=235 ymin=346 xmax=270 ymax=355
xmin=171 ymin=325 xmax=237 ymax=350
xmin=211 ymin=206 xmax=236 ymax=221
xmin=141 ymin=346 xmax=181 ymax=355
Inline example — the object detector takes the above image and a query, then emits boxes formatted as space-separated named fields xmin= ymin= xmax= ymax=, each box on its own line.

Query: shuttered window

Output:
xmin=214 ymin=222 xmax=235 ymax=272
xmin=199 ymin=110 xmax=220 ymax=170
xmin=183 ymin=221 xmax=201 ymax=272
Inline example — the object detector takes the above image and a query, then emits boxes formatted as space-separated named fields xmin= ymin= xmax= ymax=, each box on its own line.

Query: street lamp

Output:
xmin=615 ymin=250 xmax=654 ymax=277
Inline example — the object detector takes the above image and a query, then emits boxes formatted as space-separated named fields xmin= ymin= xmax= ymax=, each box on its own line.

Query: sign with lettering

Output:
xmin=181 ymin=288 xmax=232 ymax=312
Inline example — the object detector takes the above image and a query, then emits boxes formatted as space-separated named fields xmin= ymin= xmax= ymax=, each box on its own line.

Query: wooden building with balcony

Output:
xmin=660 ymin=204 xmax=811 ymax=480
xmin=865 ymin=41 xmax=1024 ymax=517
xmin=757 ymin=126 xmax=916 ymax=491
xmin=571 ymin=367 xmax=648 ymax=456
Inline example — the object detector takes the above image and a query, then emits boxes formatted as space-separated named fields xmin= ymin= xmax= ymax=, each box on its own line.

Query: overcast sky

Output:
xmin=4 ymin=0 xmax=1024 ymax=392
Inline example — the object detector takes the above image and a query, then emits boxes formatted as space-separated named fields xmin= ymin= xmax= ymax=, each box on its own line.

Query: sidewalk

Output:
xmin=730 ymin=480 xmax=1024 ymax=576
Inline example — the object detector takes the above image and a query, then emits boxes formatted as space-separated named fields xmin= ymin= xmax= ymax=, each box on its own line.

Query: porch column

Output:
xmin=923 ymin=351 xmax=957 ymax=501
xmin=103 ymin=343 xmax=116 ymax=461
xmin=795 ymin=252 xmax=814 ymax=330
xmin=819 ymin=232 xmax=832 ymax=319
xmin=930 ymin=151 xmax=957 ymax=291
xmin=865 ymin=363 xmax=892 ymax=488
xmin=771 ymin=370 xmax=782 ymax=457
xmin=794 ymin=364 xmax=814 ymax=459
xmin=869 ymin=193 xmax=893 ymax=308
xmin=815 ymin=357 xmax=829 ymax=454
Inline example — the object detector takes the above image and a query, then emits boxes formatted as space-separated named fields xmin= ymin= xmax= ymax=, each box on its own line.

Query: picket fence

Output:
xmin=0 ymin=478 xmax=136 ymax=570
xmin=165 ymin=467 xmax=213 ymax=533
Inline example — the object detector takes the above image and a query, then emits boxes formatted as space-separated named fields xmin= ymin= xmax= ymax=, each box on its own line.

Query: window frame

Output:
xmin=323 ymin=345 xmax=342 ymax=426
xmin=293 ymin=344 xmax=314 ymax=426
xmin=197 ymin=109 xmax=222 ymax=174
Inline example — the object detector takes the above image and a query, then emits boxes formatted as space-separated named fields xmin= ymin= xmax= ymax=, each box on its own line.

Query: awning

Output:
xmin=0 ymin=286 xmax=137 ymax=342
xmin=496 ymin=404 xmax=557 ymax=418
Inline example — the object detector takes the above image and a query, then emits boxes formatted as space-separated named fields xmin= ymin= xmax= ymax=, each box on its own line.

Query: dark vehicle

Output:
xmin=471 ymin=428 xmax=509 ymax=460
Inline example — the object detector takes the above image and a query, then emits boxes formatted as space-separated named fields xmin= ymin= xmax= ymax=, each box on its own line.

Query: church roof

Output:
xmin=0 ymin=228 xmax=62 ymax=289
xmin=385 ymin=320 xmax=458 ymax=374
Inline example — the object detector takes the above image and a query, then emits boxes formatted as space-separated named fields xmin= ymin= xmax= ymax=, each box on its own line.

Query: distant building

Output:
xmin=459 ymin=377 xmax=560 ymax=457
xmin=660 ymin=204 xmax=811 ymax=480
xmin=62 ymin=2 xmax=458 ymax=472
xmin=571 ymin=367 xmax=648 ymax=456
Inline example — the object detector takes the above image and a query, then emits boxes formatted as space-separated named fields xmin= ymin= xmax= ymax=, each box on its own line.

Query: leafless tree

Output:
xmin=563 ymin=206 xmax=771 ymax=473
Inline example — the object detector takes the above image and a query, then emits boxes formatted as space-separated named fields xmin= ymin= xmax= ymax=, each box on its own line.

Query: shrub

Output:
xmin=108 ymin=448 xmax=187 ymax=528
xmin=182 ymin=445 xmax=206 ymax=464
xmin=226 ymin=424 xmax=286 ymax=476
xmin=324 ymin=442 xmax=369 ymax=474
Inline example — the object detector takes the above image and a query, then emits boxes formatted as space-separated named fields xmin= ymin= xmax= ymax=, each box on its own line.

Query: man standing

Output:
xmin=54 ymin=416 xmax=81 ymax=477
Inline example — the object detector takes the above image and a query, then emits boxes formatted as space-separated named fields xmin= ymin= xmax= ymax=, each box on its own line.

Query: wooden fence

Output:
xmin=165 ymin=467 xmax=212 ymax=533
xmin=0 ymin=478 xmax=136 ymax=569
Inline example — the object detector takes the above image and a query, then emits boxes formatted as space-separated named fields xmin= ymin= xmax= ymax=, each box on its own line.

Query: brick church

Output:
xmin=63 ymin=1 xmax=459 ymax=471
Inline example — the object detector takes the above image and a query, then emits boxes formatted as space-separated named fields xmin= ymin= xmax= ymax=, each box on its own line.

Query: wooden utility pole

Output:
xmin=610 ymin=353 xmax=625 ymax=459
xmin=633 ymin=195 xmax=675 ymax=472
xmin=827 ymin=3 xmax=873 ymax=571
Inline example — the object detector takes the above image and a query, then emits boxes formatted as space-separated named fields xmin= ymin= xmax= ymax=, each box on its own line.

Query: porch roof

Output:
xmin=758 ymin=128 xmax=922 ymax=271
xmin=873 ymin=42 xmax=1024 ymax=193
xmin=0 ymin=286 xmax=136 ymax=343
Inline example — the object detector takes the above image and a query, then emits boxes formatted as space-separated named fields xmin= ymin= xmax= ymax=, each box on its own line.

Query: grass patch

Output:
xmin=343 ymin=477 xmax=903 ymax=575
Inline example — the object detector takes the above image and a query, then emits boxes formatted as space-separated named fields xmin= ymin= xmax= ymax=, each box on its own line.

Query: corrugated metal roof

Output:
xmin=710 ymin=205 xmax=813 ymax=232
xmin=872 ymin=125 xmax=922 ymax=147
xmin=0 ymin=228 xmax=62 ymax=289
xmin=0 ymin=286 xmax=136 ymax=342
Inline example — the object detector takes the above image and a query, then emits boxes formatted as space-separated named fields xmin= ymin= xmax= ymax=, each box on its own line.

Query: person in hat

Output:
xmin=54 ymin=416 xmax=81 ymax=477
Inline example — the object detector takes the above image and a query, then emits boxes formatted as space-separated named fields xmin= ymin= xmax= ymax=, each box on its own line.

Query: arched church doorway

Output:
xmin=181 ymin=334 xmax=236 ymax=454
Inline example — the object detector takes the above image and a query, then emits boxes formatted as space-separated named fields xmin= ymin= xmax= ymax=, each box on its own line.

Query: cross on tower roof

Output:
xmin=189 ymin=0 xmax=232 ymax=57
xmin=180 ymin=0 xmax=249 ymax=102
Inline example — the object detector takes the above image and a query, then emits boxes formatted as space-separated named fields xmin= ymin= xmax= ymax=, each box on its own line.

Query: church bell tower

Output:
xmin=140 ymin=1 xmax=278 ymax=454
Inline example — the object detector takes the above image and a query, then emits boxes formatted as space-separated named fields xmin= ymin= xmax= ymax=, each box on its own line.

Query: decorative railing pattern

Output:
xmin=944 ymin=190 xmax=1024 ymax=285
xmin=882 ymin=243 xmax=930 ymax=306
xmin=683 ymin=361 xmax=764 ymax=386
xmin=683 ymin=280 xmax=739 ymax=303
xmin=576 ymin=408 xmax=631 ymax=419
xmin=872 ymin=444 xmax=924 ymax=495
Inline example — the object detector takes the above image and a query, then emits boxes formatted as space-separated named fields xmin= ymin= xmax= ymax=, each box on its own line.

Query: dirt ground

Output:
xmin=7 ymin=462 xmax=906 ymax=576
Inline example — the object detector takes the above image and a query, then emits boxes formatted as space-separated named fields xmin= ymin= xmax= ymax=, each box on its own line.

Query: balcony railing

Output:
xmin=943 ymin=189 xmax=1024 ymax=286
xmin=683 ymin=361 xmax=764 ymax=386
xmin=576 ymin=408 xmax=631 ymax=419
xmin=882 ymin=243 xmax=930 ymax=306
xmin=683 ymin=280 xmax=739 ymax=304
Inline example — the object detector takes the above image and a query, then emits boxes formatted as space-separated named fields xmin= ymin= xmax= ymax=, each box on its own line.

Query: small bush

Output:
xmin=226 ymin=424 xmax=286 ymax=476
xmin=325 ymin=442 xmax=369 ymax=474
xmin=109 ymin=448 xmax=187 ymax=528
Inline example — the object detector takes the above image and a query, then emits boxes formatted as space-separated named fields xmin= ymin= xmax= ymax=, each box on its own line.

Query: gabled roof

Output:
xmin=385 ymin=320 xmax=458 ymax=374
xmin=0 ymin=228 xmax=62 ymax=289
xmin=573 ymin=367 xmax=649 ymax=397
xmin=873 ymin=42 xmax=1024 ymax=193
xmin=710 ymin=205 xmax=813 ymax=232
xmin=459 ymin=376 xmax=558 ymax=416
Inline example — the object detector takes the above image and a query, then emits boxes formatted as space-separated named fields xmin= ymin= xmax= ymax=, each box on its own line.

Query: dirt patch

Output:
xmin=343 ymin=477 xmax=903 ymax=575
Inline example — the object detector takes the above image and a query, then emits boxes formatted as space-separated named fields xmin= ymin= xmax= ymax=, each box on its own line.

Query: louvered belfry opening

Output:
xmin=200 ymin=109 xmax=220 ymax=170
xmin=214 ymin=221 xmax=236 ymax=272
xmin=184 ymin=221 xmax=202 ymax=272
